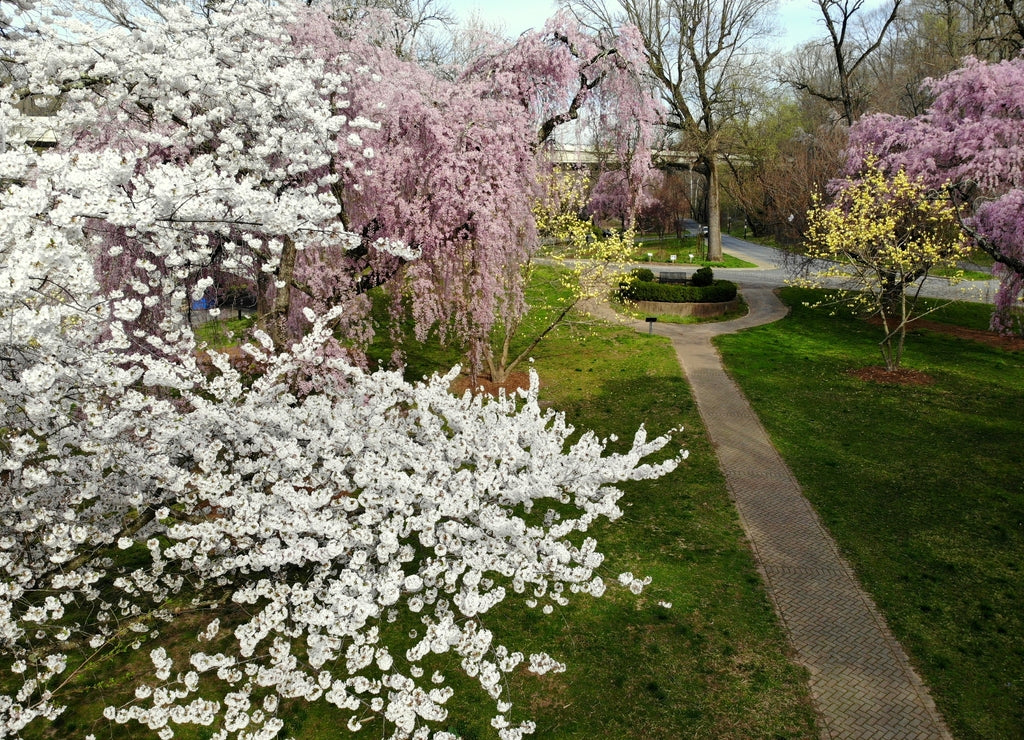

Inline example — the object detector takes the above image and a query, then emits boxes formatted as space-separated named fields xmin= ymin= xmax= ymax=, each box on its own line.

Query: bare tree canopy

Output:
xmin=315 ymin=0 xmax=456 ymax=60
xmin=563 ymin=0 xmax=775 ymax=260
xmin=783 ymin=0 xmax=903 ymax=125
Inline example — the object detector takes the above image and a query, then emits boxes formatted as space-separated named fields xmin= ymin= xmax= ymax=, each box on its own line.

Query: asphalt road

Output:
xmin=634 ymin=224 xmax=1001 ymax=305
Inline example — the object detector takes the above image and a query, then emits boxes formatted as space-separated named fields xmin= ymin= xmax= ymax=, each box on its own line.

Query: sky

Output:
xmin=446 ymin=0 xmax=558 ymax=36
xmin=445 ymin=0 xmax=829 ymax=50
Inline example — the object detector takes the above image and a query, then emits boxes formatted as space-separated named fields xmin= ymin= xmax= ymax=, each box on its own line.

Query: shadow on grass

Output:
xmin=488 ymin=328 xmax=819 ymax=739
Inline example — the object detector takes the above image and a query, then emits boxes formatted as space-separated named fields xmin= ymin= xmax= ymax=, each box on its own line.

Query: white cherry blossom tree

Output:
xmin=0 ymin=2 xmax=682 ymax=738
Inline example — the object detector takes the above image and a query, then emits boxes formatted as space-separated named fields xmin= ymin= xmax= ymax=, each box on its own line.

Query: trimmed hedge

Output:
xmin=631 ymin=267 xmax=656 ymax=283
xmin=692 ymin=266 xmax=714 ymax=286
xmin=619 ymin=279 xmax=738 ymax=303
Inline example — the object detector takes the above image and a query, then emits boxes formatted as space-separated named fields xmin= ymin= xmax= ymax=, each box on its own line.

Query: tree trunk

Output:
xmin=877 ymin=276 xmax=909 ymax=370
xmin=705 ymin=156 xmax=723 ymax=262
xmin=256 ymin=270 xmax=271 ymax=319
xmin=486 ymin=300 xmax=577 ymax=384
xmin=264 ymin=236 xmax=297 ymax=350
xmin=485 ymin=329 xmax=513 ymax=385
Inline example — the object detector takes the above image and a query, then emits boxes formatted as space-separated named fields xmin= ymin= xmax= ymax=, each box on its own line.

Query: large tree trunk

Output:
xmin=705 ymin=156 xmax=723 ymax=262
xmin=263 ymin=236 xmax=297 ymax=350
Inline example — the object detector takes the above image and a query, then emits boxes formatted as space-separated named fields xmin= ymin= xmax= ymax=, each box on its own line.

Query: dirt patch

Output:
xmin=196 ymin=345 xmax=248 ymax=369
xmin=449 ymin=371 xmax=533 ymax=397
xmin=849 ymin=366 xmax=935 ymax=385
xmin=866 ymin=316 xmax=1024 ymax=351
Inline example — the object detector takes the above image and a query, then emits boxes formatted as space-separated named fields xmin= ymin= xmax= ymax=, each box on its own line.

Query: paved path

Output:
xmin=601 ymin=282 xmax=955 ymax=739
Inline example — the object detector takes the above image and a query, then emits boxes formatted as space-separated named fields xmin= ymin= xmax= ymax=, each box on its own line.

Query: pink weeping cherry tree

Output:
xmin=0 ymin=2 xmax=683 ymax=739
xmin=845 ymin=56 xmax=1024 ymax=333
xmin=318 ymin=10 xmax=660 ymax=377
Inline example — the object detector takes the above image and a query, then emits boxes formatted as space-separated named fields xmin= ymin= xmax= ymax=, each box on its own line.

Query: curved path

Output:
xmin=601 ymin=282 xmax=954 ymax=738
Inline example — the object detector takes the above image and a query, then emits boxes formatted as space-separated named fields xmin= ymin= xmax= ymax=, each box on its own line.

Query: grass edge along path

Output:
xmin=658 ymin=287 xmax=952 ymax=740
xmin=715 ymin=287 xmax=1024 ymax=740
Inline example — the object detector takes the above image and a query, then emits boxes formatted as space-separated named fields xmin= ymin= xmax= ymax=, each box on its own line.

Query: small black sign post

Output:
xmin=645 ymin=317 xmax=657 ymax=335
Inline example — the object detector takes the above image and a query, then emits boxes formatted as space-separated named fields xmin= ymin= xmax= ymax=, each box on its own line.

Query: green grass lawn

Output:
xmin=633 ymin=249 xmax=756 ymax=269
xmin=716 ymin=288 xmax=1024 ymax=740
xmin=931 ymin=265 xmax=994 ymax=281
xmin=193 ymin=313 xmax=256 ymax=349
xmin=14 ymin=274 xmax=818 ymax=740
xmin=964 ymin=249 xmax=996 ymax=269
xmin=632 ymin=234 xmax=757 ymax=268
xmin=919 ymin=297 xmax=1001 ymax=329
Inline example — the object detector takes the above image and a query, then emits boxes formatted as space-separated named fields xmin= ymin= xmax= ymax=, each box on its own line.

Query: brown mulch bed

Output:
xmin=449 ymin=371 xmax=532 ymax=398
xmin=866 ymin=316 xmax=1024 ymax=351
xmin=196 ymin=345 xmax=252 ymax=373
xmin=848 ymin=366 xmax=935 ymax=385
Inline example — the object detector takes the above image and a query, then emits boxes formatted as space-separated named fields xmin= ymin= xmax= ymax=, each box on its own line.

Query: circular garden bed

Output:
xmin=618 ymin=267 xmax=739 ymax=317
xmin=629 ymin=297 xmax=742 ymax=317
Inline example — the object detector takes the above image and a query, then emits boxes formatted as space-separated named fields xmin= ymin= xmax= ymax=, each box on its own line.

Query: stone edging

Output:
xmin=632 ymin=298 xmax=741 ymax=318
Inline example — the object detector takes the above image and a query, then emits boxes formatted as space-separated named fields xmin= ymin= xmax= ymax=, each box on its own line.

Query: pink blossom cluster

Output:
xmin=310 ymin=10 xmax=660 ymax=369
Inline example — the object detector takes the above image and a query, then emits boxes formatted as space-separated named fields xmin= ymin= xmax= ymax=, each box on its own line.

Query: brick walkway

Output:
xmin=624 ymin=288 xmax=954 ymax=739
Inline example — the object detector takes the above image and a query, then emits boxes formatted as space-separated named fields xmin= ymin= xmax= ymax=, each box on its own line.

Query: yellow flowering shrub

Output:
xmin=800 ymin=159 xmax=969 ymax=369
xmin=533 ymin=169 xmax=635 ymax=296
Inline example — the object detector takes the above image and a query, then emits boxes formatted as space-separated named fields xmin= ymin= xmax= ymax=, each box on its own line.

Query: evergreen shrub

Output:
xmin=619 ymin=280 xmax=737 ymax=303
xmin=692 ymin=266 xmax=714 ymax=286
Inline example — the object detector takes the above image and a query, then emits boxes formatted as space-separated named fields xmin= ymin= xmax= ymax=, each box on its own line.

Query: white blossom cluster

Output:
xmin=0 ymin=1 xmax=684 ymax=738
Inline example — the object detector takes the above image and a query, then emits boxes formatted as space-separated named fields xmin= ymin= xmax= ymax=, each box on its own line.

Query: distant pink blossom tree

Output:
xmin=587 ymin=168 xmax=662 ymax=229
xmin=325 ymin=20 xmax=538 ymax=371
xmin=498 ymin=18 xmax=660 ymax=233
xmin=845 ymin=56 xmax=1024 ymax=332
